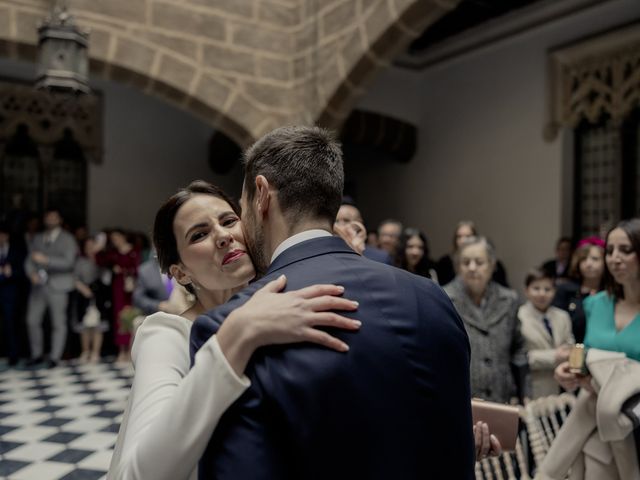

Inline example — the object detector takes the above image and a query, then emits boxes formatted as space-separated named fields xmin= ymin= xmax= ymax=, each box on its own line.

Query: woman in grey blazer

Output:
xmin=444 ymin=236 xmax=529 ymax=403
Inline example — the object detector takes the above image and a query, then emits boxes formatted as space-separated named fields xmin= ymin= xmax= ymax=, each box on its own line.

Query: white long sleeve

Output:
xmin=107 ymin=312 xmax=250 ymax=480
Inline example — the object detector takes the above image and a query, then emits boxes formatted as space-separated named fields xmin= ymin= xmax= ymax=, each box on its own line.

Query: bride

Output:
xmin=108 ymin=181 xmax=362 ymax=480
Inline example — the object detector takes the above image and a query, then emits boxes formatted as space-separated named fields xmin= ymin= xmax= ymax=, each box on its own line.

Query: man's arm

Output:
xmin=46 ymin=234 xmax=78 ymax=273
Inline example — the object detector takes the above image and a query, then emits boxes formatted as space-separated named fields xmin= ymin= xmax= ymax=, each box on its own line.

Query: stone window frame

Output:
xmin=545 ymin=23 xmax=640 ymax=238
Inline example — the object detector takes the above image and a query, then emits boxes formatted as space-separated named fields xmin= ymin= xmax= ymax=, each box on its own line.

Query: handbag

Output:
xmin=82 ymin=302 xmax=101 ymax=328
xmin=471 ymin=398 xmax=520 ymax=451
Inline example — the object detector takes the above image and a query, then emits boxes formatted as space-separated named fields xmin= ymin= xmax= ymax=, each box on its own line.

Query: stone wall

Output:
xmin=0 ymin=0 xmax=458 ymax=145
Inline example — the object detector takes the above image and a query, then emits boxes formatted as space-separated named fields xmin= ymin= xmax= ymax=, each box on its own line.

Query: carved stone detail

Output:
xmin=0 ymin=82 xmax=102 ymax=163
xmin=545 ymin=23 xmax=640 ymax=141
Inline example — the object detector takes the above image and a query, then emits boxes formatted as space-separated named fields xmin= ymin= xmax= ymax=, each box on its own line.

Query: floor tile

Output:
xmin=77 ymin=450 xmax=113 ymax=471
xmin=47 ymin=448 xmax=94 ymax=464
xmin=54 ymin=405 xmax=101 ymax=419
xmin=48 ymin=394 xmax=93 ymax=407
xmin=58 ymin=467 xmax=106 ymax=480
xmin=61 ymin=418 xmax=111 ymax=434
xmin=38 ymin=417 xmax=74 ymax=428
xmin=0 ymin=458 xmax=29 ymax=476
xmin=0 ymin=399 xmax=46 ymax=413
xmin=2 ymin=411 xmax=52 ymax=426
xmin=42 ymin=432 xmax=84 ymax=444
xmin=3 ymin=441 xmax=66 ymax=461
xmin=68 ymin=433 xmax=117 ymax=451
xmin=10 ymin=461 xmax=75 ymax=480
xmin=2 ymin=425 xmax=58 ymax=442
xmin=0 ymin=440 xmax=23 ymax=455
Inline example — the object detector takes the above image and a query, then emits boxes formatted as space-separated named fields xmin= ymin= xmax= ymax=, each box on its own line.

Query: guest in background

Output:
xmin=541 ymin=236 xmax=573 ymax=284
xmin=444 ymin=236 xmax=529 ymax=403
xmin=96 ymin=228 xmax=140 ymax=363
xmin=0 ymin=222 xmax=27 ymax=366
xmin=552 ymin=236 xmax=605 ymax=343
xmin=132 ymin=231 xmax=152 ymax=264
xmin=518 ymin=268 xmax=573 ymax=399
xmin=71 ymin=237 xmax=110 ymax=363
xmin=133 ymin=253 xmax=191 ymax=316
xmin=24 ymin=208 xmax=78 ymax=368
xmin=335 ymin=198 xmax=392 ymax=264
xmin=24 ymin=214 xmax=40 ymax=248
xmin=377 ymin=219 xmax=402 ymax=257
xmin=545 ymin=219 xmax=640 ymax=480
xmin=436 ymin=221 xmax=509 ymax=287
xmin=395 ymin=228 xmax=437 ymax=281
xmin=73 ymin=225 xmax=89 ymax=249
xmin=366 ymin=230 xmax=378 ymax=248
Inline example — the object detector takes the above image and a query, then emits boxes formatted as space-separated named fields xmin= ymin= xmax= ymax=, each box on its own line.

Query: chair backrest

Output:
xmin=523 ymin=393 xmax=576 ymax=468
xmin=474 ymin=394 xmax=577 ymax=479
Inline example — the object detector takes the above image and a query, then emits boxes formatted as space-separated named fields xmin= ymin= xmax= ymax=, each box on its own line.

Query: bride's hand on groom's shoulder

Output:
xmin=218 ymin=275 xmax=361 ymax=375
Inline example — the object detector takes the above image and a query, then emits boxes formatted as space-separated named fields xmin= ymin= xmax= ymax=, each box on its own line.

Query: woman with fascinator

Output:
xmin=552 ymin=236 xmax=606 ymax=343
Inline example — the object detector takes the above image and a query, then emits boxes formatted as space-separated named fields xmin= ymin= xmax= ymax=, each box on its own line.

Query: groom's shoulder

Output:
xmin=190 ymin=275 xmax=274 ymax=355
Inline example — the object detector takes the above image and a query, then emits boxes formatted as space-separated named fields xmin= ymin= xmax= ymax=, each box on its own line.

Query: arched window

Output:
xmin=1 ymin=124 xmax=42 ymax=215
xmin=0 ymin=82 xmax=101 ymax=228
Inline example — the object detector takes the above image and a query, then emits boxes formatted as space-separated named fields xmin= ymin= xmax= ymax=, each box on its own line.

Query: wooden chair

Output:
xmin=522 ymin=393 xmax=576 ymax=469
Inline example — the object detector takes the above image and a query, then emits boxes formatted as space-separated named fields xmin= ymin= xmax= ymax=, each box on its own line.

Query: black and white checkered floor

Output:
xmin=0 ymin=360 xmax=133 ymax=480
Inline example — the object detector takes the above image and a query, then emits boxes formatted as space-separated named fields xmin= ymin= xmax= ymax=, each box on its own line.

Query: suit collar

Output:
xmin=270 ymin=229 xmax=332 ymax=264
xmin=266 ymin=236 xmax=359 ymax=275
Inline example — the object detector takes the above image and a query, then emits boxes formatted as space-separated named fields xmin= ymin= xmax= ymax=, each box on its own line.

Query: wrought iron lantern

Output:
xmin=35 ymin=3 xmax=90 ymax=93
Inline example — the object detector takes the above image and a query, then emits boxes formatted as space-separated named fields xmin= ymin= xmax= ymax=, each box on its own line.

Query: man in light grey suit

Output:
xmin=25 ymin=208 xmax=78 ymax=368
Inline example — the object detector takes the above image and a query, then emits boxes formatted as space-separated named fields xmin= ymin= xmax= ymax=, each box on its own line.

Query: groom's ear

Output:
xmin=255 ymin=175 xmax=271 ymax=216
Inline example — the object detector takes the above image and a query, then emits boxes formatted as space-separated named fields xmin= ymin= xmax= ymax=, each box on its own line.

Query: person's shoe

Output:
xmin=8 ymin=358 xmax=19 ymax=367
xmin=25 ymin=357 xmax=43 ymax=367
xmin=46 ymin=359 xmax=59 ymax=369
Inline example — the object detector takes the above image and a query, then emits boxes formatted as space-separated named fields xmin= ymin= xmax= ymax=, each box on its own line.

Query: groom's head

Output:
xmin=240 ymin=125 xmax=344 ymax=273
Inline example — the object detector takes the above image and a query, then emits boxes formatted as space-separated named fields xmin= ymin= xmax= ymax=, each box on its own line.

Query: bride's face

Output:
xmin=170 ymin=194 xmax=255 ymax=292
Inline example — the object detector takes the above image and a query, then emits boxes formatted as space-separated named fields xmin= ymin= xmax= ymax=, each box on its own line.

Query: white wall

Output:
xmin=91 ymin=81 xmax=243 ymax=235
xmin=0 ymin=58 xmax=243 ymax=237
xmin=354 ymin=0 xmax=640 ymax=291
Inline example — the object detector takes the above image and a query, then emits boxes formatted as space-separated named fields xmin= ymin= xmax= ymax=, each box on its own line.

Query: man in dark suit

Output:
xmin=541 ymin=236 xmax=573 ymax=283
xmin=0 ymin=222 xmax=27 ymax=366
xmin=191 ymin=126 xmax=474 ymax=479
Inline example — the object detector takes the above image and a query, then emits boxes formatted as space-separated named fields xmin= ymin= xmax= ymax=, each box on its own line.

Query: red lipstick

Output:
xmin=222 ymin=249 xmax=246 ymax=265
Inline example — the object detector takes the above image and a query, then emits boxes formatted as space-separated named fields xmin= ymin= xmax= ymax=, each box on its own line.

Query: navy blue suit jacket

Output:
xmin=362 ymin=245 xmax=393 ymax=265
xmin=190 ymin=236 xmax=474 ymax=479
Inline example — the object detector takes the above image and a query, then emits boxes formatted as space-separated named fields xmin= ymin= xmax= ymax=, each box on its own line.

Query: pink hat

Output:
xmin=576 ymin=236 xmax=605 ymax=249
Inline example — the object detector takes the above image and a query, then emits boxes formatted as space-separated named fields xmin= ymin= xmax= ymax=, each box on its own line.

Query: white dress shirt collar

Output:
xmin=46 ymin=227 xmax=62 ymax=244
xmin=270 ymin=229 xmax=332 ymax=264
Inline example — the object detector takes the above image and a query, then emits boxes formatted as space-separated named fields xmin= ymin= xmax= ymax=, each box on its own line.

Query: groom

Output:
xmin=190 ymin=126 xmax=475 ymax=479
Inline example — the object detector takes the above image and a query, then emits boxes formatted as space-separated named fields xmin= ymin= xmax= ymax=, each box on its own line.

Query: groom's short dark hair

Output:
xmin=242 ymin=125 xmax=344 ymax=224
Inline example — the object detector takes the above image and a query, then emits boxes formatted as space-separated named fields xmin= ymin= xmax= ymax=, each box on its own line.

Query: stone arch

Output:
xmin=314 ymin=0 xmax=460 ymax=130
xmin=0 ymin=0 xmax=458 ymax=144
xmin=0 ymin=0 xmax=296 ymax=147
